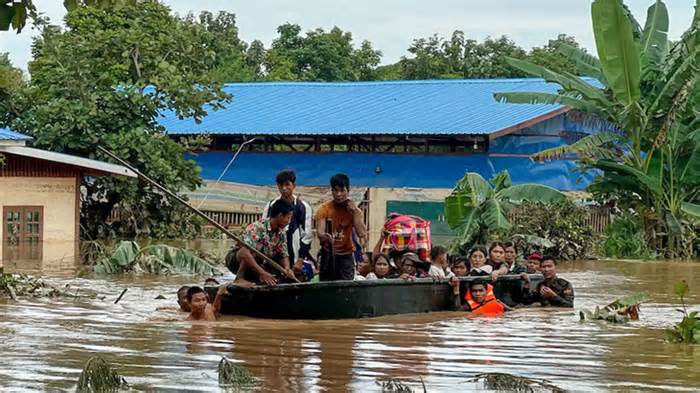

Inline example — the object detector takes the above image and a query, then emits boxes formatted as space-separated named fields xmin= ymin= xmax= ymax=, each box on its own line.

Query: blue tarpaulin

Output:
xmin=188 ymin=152 xmax=593 ymax=191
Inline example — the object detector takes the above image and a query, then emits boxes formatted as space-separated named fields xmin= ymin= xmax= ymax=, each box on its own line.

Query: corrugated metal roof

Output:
xmin=0 ymin=127 xmax=32 ymax=141
xmin=161 ymin=78 xmax=578 ymax=136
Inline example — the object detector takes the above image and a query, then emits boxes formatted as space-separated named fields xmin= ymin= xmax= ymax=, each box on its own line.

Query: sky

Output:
xmin=0 ymin=0 xmax=695 ymax=71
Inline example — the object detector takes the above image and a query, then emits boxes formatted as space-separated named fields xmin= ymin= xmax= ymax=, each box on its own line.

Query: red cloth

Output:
xmin=382 ymin=214 xmax=432 ymax=260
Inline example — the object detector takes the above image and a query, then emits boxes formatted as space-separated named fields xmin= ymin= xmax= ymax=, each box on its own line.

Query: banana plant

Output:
xmin=94 ymin=241 xmax=222 ymax=275
xmin=494 ymin=0 xmax=700 ymax=257
xmin=444 ymin=170 xmax=566 ymax=251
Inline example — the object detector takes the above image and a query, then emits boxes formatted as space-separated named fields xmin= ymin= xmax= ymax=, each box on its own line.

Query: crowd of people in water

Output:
xmin=177 ymin=170 xmax=574 ymax=320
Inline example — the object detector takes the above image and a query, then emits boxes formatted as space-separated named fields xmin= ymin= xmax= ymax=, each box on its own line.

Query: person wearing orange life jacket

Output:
xmin=450 ymin=278 xmax=507 ymax=316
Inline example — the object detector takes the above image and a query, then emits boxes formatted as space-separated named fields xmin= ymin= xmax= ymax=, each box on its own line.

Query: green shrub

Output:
xmin=508 ymin=200 xmax=596 ymax=260
xmin=601 ymin=214 xmax=655 ymax=259
xmin=666 ymin=281 xmax=700 ymax=344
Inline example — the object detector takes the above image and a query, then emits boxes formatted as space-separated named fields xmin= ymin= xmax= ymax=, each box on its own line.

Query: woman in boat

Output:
xmin=365 ymin=254 xmax=393 ymax=279
xmin=487 ymin=242 xmax=509 ymax=281
xmin=398 ymin=252 xmax=424 ymax=280
xmin=503 ymin=241 xmax=527 ymax=274
xmin=467 ymin=246 xmax=492 ymax=277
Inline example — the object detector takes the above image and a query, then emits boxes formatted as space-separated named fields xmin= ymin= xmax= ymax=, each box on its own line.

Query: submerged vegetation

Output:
xmin=0 ymin=268 xmax=101 ymax=300
xmin=580 ymin=292 xmax=650 ymax=323
xmin=666 ymin=281 xmax=700 ymax=344
xmin=467 ymin=373 xmax=565 ymax=393
xmin=509 ymin=200 xmax=597 ymax=260
xmin=93 ymin=241 xmax=222 ymax=276
xmin=76 ymin=356 xmax=128 ymax=393
xmin=601 ymin=214 xmax=656 ymax=259
xmin=217 ymin=357 xmax=257 ymax=389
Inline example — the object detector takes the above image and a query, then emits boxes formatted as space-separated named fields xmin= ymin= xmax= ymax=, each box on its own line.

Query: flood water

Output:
xmin=1 ymin=259 xmax=699 ymax=392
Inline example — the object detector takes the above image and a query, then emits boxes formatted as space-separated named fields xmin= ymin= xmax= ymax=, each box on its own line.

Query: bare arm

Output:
xmin=347 ymin=200 xmax=367 ymax=245
xmin=373 ymin=229 xmax=388 ymax=256
xmin=212 ymin=285 xmax=227 ymax=315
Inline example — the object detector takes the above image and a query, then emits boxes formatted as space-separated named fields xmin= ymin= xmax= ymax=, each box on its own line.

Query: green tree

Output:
xmin=265 ymin=23 xmax=382 ymax=81
xmin=526 ymin=34 xmax=581 ymax=75
xmin=5 ymin=2 xmax=231 ymax=239
xmin=495 ymin=0 xmax=700 ymax=258
xmin=190 ymin=11 xmax=260 ymax=83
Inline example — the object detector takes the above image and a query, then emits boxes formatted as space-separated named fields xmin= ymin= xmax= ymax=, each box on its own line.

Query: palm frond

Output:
xmin=494 ymin=92 xmax=603 ymax=115
xmin=530 ymin=131 xmax=624 ymax=161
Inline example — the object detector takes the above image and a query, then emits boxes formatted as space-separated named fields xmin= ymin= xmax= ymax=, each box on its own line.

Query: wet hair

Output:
xmin=541 ymin=255 xmax=557 ymax=265
xmin=177 ymin=285 xmax=190 ymax=300
xmin=503 ymin=241 xmax=516 ymax=251
xmin=330 ymin=173 xmax=350 ymax=190
xmin=430 ymin=245 xmax=448 ymax=261
xmin=468 ymin=245 xmax=488 ymax=259
xmin=489 ymin=242 xmax=505 ymax=253
xmin=276 ymin=169 xmax=296 ymax=185
xmin=186 ymin=286 xmax=207 ymax=302
xmin=270 ymin=198 xmax=294 ymax=217
xmin=469 ymin=280 xmax=487 ymax=291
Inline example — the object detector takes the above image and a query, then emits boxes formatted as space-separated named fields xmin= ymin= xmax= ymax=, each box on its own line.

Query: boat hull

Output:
xmin=206 ymin=274 xmax=542 ymax=320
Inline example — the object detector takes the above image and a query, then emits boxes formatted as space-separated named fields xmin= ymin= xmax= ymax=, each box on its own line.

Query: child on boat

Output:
xmin=450 ymin=257 xmax=469 ymax=277
xmin=428 ymin=245 xmax=449 ymax=279
xmin=185 ymin=285 xmax=227 ymax=321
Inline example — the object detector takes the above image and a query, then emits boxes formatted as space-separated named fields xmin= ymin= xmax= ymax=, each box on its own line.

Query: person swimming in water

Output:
xmin=186 ymin=285 xmax=227 ymax=321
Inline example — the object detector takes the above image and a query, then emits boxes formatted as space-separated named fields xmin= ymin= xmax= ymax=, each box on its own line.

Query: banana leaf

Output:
xmin=144 ymin=245 xmax=222 ymax=276
xmin=496 ymin=184 xmax=566 ymax=204
xmin=648 ymin=45 xmax=700 ymax=117
xmin=480 ymin=199 xmax=511 ymax=232
xmin=591 ymin=0 xmax=642 ymax=105
xmin=445 ymin=173 xmax=493 ymax=229
xmin=681 ymin=202 xmax=700 ymax=220
xmin=594 ymin=159 xmax=662 ymax=195
xmin=504 ymin=57 xmax=610 ymax=105
xmin=641 ymin=0 xmax=670 ymax=67
xmin=490 ymin=170 xmax=512 ymax=192
xmin=556 ymin=43 xmax=607 ymax=84
xmin=493 ymin=92 xmax=604 ymax=115
xmin=530 ymin=131 xmax=623 ymax=161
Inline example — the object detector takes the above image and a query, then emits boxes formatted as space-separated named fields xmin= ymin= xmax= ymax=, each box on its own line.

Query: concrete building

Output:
xmin=0 ymin=128 xmax=135 ymax=273
xmin=160 ymin=79 xmax=606 ymax=246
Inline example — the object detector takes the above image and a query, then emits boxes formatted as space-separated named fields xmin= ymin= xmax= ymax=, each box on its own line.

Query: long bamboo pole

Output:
xmin=97 ymin=146 xmax=300 ymax=283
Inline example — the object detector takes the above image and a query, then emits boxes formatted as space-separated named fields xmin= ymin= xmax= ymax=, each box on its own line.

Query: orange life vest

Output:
xmin=464 ymin=283 xmax=505 ymax=316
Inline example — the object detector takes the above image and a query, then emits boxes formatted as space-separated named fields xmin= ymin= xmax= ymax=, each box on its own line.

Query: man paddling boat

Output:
xmin=225 ymin=199 xmax=295 ymax=286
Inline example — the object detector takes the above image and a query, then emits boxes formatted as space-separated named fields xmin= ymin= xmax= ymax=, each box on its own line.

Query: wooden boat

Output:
xmin=206 ymin=274 xmax=543 ymax=320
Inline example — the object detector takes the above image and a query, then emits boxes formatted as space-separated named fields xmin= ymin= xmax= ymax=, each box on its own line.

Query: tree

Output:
xmin=5 ymin=2 xmax=231 ymax=239
xmin=190 ymin=11 xmax=261 ymax=83
xmin=444 ymin=170 xmax=566 ymax=251
xmin=394 ymin=31 xmax=578 ymax=80
xmin=526 ymin=34 xmax=581 ymax=75
xmin=495 ymin=0 xmax=700 ymax=258
xmin=264 ymin=23 xmax=382 ymax=81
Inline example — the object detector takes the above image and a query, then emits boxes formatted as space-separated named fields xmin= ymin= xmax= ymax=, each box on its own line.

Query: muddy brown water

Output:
xmin=1 ymin=259 xmax=699 ymax=392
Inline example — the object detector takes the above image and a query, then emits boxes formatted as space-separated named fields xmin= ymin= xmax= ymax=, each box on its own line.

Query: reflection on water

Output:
xmin=0 ymin=259 xmax=699 ymax=392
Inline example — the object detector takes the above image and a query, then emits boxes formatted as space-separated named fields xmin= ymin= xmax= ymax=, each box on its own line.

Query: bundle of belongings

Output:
xmin=381 ymin=213 xmax=432 ymax=261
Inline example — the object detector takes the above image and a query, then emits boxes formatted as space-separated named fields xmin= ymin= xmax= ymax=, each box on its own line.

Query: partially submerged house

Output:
xmin=0 ymin=128 xmax=135 ymax=273
xmin=160 ymin=79 xmax=602 ymax=245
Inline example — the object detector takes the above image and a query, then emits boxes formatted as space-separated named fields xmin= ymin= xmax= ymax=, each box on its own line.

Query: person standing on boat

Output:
xmin=226 ymin=199 xmax=295 ymax=286
xmin=315 ymin=173 xmax=368 ymax=281
xmin=262 ymin=170 xmax=314 ymax=279
xmin=521 ymin=256 xmax=574 ymax=308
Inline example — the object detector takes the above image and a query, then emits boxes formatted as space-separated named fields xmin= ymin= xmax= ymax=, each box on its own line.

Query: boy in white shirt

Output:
xmin=428 ymin=245 xmax=451 ymax=279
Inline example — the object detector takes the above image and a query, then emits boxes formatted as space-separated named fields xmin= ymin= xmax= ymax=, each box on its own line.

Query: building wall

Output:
xmin=0 ymin=177 xmax=78 ymax=271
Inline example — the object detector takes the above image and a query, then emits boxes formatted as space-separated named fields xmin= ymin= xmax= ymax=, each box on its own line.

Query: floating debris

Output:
xmin=467 ymin=373 xmax=565 ymax=392
xmin=218 ymin=356 xmax=257 ymax=389
xmin=76 ymin=356 xmax=128 ymax=392
xmin=376 ymin=378 xmax=426 ymax=393
xmin=580 ymin=292 xmax=650 ymax=323
xmin=0 ymin=269 xmax=103 ymax=301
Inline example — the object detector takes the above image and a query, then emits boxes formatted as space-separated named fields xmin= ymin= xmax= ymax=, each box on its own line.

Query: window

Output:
xmin=3 ymin=206 xmax=43 ymax=262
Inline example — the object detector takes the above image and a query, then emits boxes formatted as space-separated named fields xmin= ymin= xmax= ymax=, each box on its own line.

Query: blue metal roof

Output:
xmin=161 ymin=78 xmax=575 ymax=136
xmin=188 ymin=152 xmax=594 ymax=191
xmin=0 ymin=127 xmax=32 ymax=141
